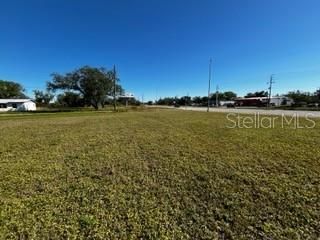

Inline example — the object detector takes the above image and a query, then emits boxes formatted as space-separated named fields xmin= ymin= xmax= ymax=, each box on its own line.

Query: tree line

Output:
xmin=155 ymin=89 xmax=320 ymax=106
xmin=1 ymin=66 xmax=320 ymax=108
xmin=1 ymin=66 xmax=128 ymax=110
xmin=155 ymin=91 xmax=237 ymax=106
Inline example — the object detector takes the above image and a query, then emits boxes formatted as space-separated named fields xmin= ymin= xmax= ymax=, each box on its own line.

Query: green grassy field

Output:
xmin=0 ymin=110 xmax=319 ymax=239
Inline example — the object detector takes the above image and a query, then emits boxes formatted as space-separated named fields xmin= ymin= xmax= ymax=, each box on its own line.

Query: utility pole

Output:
xmin=267 ymin=74 xmax=275 ymax=108
xmin=155 ymin=90 xmax=158 ymax=104
xmin=216 ymin=85 xmax=219 ymax=107
xmin=207 ymin=58 xmax=212 ymax=112
xmin=186 ymin=92 xmax=189 ymax=109
xmin=113 ymin=65 xmax=117 ymax=111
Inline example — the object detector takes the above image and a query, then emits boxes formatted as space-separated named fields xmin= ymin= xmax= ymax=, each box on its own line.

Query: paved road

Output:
xmin=183 ymin=106 xmax=320 ymax=118
xmin=152 ymin=106 xmax=320 ymax=118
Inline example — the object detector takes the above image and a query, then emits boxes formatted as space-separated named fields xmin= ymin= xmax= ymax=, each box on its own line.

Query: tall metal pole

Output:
xmin=207 ymin=58 xmax=212 ymax=112
xmin=113 ymin=65 xmax=117 ymax=111
xmin=216 ymin=85 xmax=219 ymax=107
xmin=186 ymin=92 xmax=189 ymax=109
xmin=268 ymin=74 xmax=275 ymax=108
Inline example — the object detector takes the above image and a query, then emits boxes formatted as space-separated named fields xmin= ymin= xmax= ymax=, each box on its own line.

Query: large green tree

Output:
xmin=0 ymin=80 xmax=27 ymax=98
xmin=285 ymin=90 xmax=313 ymax=104
xmin=33 ymin=90 xmax=54 ymax=105
xmin=221 ymin=91 xmax=237 ymax=101
xmin=47 ymin=66 xmax=124 ymax=109
xmin=315 ymin=88 xmax=320 ymax=103
xmin=245 ymin=91 xmax=268 ymax=98
xmin=57 ymin=92 xmax=85 ymax=107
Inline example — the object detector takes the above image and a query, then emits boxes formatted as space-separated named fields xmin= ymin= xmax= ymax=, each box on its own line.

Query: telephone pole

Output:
xmin=207 ymin=58 xmax=212 ymax=112
xmin=267 ymin=74 xmax=275 ymax=108
xmin=186 ymin=92 xmax=189 ymax=109
xmin=215 ymin=85 xmax=219 ymax=107
xmin=113 ymin=65 xmax=117 ymax=111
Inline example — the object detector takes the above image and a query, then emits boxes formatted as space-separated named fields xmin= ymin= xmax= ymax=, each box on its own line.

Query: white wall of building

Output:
xmin=0 ymin=100 xmax=36 ymax=112
xmin=17 ymin=101 xmax=37 ymax=111
xmin=270 ymin=97 xmax=294 ymax=106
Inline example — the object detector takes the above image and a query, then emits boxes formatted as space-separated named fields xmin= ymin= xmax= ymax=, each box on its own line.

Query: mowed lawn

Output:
xmin=0 ymin=110 xmax=319 ymax=239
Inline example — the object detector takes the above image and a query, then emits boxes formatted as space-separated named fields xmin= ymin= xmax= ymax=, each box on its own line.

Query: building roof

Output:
xmin=106 ymin=93 xmax=135 ymax=100
xmin=0 ymin=99 xmax=33 ymax=104
xmin=118 ymin=93 xmax=135 ymax=99
xmin=236 ymin=96 xmax=289 ymax=101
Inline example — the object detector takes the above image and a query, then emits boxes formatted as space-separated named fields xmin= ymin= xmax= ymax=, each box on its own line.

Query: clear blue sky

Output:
xmin=1 ymin=0 xmax=320 ymax=100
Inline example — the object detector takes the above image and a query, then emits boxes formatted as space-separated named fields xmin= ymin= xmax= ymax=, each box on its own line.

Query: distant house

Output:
xmin=269 ymin=96 xmax=294 ymax=106
xmin=235 ymin=96 xmax=294 ymax=107
xmin=118 ymin=93 xmax=135 ymax=100
xmin=105 ymin=93 xmax=135 ymax=100
xmin=220 ymin=100 xmax=236 ymax=107
xmin=118 ymin=93 xmax=135 ymax=106
xmin=0 ymin=99 xmax=36 ymax=112
xmin=105 ymin=93 xmax=135 ymax=106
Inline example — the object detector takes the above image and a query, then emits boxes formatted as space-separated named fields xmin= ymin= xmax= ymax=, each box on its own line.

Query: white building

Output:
xmin=266 ymin=96 xmax=294 ymax=106
xmin=235 ymin=96 xmax=294 ymax=107
xmin=0 ymin=99 xmax=36 ymax=112
xmin=220 ymin=100 xmax=236 ymax=106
